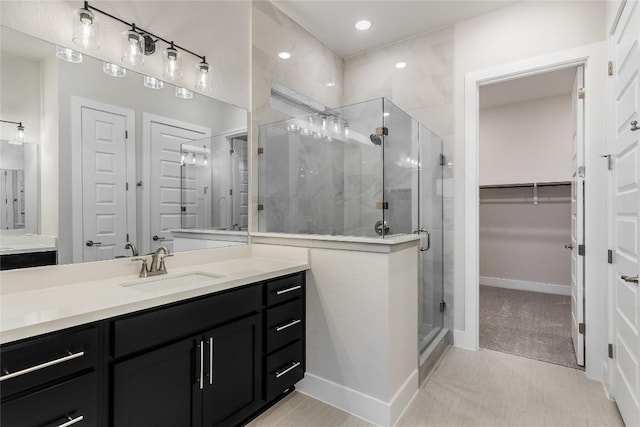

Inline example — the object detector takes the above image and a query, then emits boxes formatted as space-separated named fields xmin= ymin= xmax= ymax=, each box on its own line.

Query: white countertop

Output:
xmin=0 ymin=255 xmax=308 ymax=345
xmin=0 ymin=242 xmax=57 ymax=255
xmin=0 ymin=234 xmax=57 ymax=255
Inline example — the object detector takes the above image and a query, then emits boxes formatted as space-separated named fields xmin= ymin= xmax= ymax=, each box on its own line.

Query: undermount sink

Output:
xmin=121 ymin=272 xmax=225 ymax=294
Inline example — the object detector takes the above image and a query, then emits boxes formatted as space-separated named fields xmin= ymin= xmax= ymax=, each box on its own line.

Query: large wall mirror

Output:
xmin=0 ymin=26 xmax=249 ymax=269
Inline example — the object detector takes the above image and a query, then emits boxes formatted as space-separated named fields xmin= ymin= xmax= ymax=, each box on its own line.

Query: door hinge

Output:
xmin=608 ymin=249 xmax=614 ymax=264
xmin=578 ymin=88 xmax=585 ymax=99
xmin=578 ymin=166 xmax=585 ymax=178
xmin=439 ymin=300 xmax=447 ymax=313
xmin=229 ymin=189 xmax=233 ymax=196
xmin=257 ymin=204 xmax=264 ymax=211
xmin=375 ymin=127 xmax=389 ymax=136
xmin=125 ymin=182 xmax=129 ymax=191
xmin=257 ymin=147 xmax=264 ymax=155
xmin=579 ymin=323 xmax=585 ymax=335
xmin=440 ymin=154 xmax=446 ymax=166
xmin=375 ymin=201 xmax=389 ymax=210
xmin=578 ymin=244 xmax=585 ymax=256
xmin=608 ymin=61 xmax=614 ymax=76
xmin=125 ymin=130 xmax=128 ymax=139
xmin=608 ymin=343 xmax=615 ymax=358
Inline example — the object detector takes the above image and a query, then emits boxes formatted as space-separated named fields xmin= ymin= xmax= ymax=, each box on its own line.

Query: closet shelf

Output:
xmin=479 ymin=181 xmax=571 ymax=205
xmin=479 ymin=181 xmax=571 ymax=189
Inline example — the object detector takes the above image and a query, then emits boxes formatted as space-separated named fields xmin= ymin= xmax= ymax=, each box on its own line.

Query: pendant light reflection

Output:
xmin=163 ymin=43 xmax=182 ymax=81
xmin=103 ymin=62 xmax=127 ymax=77
xmin=73 ymin=6 xmax=99 ymax=49
xmin=15 ymin=124 xmax=25 ymax=144
xmin=143 ymin=76 xmax=164 ymax=90
xmin=175 ymin=87 xmax=193 ymax=100
xmin=195 ymin=60 xmax=211 ymax=92
xmin=121 ymin=28 xmax=144 ymax=66
xmin=56 ymin=46 xmax=83 ymax=63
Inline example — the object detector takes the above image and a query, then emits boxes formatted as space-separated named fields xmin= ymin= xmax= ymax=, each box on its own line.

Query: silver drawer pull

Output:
xmin=275 ymin=361 xmax=301 ymax=378
xmin=199 ymin=341 xmax=204 ymax=390
xmin=0 ymin=351 xmax=85 ymax=382
xmin=275 ymin=319 xmax=301 ymax=332
xmin=57 ymin=415 xmax=84 ymax=427
xmin=209 ymin=338 xmax=214 ymax=385
xmin=276 ymin=285 xmax=301 ymax=295
xmin=621 ymin=275 xmax=639 ymax=284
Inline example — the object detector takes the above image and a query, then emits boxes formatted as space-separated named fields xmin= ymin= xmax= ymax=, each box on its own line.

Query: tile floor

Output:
xmin=249 ymin=347 xmax=624 ymax=426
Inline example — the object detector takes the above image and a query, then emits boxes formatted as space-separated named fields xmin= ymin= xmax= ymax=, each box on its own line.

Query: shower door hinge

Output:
xmin=579 ymin=323 xmax=585 ymax=335
xmin=376 ymin=201 xmax=389 ymax=210
xmin=608 ymin=343 xmax=615 ymax=358
xmin=258 ymin=147 xmax=264 ymax=155
xmin=608 ymin=249 xmax=614 ymax=264
xmin=375 ymin=127 xmax=389 ymax=136
xmin=439 ymin=154 xmax=446 ymax=166
xmin=257 ymin=204 xmax=264 ymax=211
xmin=125 ymin=130 xmax=128 ymax=139
xmin=578 ymin=244 xmax=585 ymax=256
xmin=125 ymin=182 xmax=129 ymax=191
xmin=578 ymin=166 xmax=585 ymax=178
xmin=608 ymin=61 xmax=614 ymax=76
xmin=439 ymin=300 xmax=447 ymax=313
xmin=229 ymin=189 xmax=233 ymax=196
xmin=578 ymin=88 xmax=585 ymax=100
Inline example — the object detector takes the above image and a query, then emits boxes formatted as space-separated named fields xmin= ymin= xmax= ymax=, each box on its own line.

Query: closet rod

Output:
xmin=479 ymin=181 xmax=571 ymax=189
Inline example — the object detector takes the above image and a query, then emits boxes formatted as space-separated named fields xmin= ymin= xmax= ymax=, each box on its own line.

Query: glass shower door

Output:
xmin=417 ymin=124 xmax=444 ymax=353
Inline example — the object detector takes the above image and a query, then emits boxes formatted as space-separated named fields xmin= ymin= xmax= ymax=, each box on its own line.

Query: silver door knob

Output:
xmin=564 ymin=244 xmax=573 ymax=249
xmin=621 ymin=275 xmax=639 ymax=284
xmin=631 ymin=120 xmax=639 ymax=131
xmin=85 ymin=240 xmax=102 ymax=247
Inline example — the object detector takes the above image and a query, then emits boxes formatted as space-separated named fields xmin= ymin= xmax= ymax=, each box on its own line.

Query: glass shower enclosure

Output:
xmin=258 ymin=98 xmax=445 ymax=353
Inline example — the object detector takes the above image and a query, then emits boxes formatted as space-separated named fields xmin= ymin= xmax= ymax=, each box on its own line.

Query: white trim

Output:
xmin=462 ymin=42 xmax=608 ymax=381
xmin=297 ymin=370 xmax=418 ymax=427
xmin=140 ymin=113 xmax=211 ymax=255
xmin=70 ymin=97 xmax=136 ymax=264
xmin=479 ymin=277 xmax=571 ymax=296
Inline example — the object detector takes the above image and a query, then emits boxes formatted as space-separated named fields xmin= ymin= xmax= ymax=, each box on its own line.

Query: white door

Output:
xmin=81 ymin=107 xmax=129 ymax=261
xmin=231 ymin=137 xmax=249 ymax=230
xmin=149 ymin=121 xmax=207 ymax=252
xmin=612 ymin=1 xmax=640 ymax=424
xmin=570 ymin=65 xmax=586 ymax=367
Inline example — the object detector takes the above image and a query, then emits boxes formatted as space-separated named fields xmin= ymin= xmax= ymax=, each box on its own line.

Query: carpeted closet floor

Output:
xmin=479 ymin=285 xmax=582 ymax=370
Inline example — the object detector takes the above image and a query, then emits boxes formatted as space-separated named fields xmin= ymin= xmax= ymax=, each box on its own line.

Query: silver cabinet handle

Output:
xmin=275 ymin=319 xmax=301 ymax=332
xmin=57 ymin=415 xmax=84 ymax=427
xmin=275 ymin=361 xmax=301 ymax=378
xmin=621 ymin=275 xmax=639 ymax=284
xmin=276 ymin=285 xmax=301 ymax=295
xmin=85 ymin=240 xmax=102 ymax=247
xmin=199 ymin=341 xmax=204 ymax=390
xmin=209 ymin=338 xmax=214 ymax=385
xmin=631 ymin=120 xmax=639 ymax=131
xmin=421 ymin=230 xmax=431 ymax=252
xmin=0 ymin=351 xmax=85 ymax=382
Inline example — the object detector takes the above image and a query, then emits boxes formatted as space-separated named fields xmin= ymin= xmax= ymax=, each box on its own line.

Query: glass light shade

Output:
xmin=15 ymin=125 xmax=25 ymax=143
xmin=56 ymin=46 xmax=83 ymax=63
xmin=121 ymin=29 xmax=144 ymax=66
xmin=191 ymin=153 xmax=197 ymax=164
xmin=72 ymin=7 xmax=99 ymax=50
xmin=203 ymin=155 xmax=208 ymax=166
xmin=175 ymin=87 xmax=193 ymax=99
xmin=343 ymin=121 xmax=350 ymax=137
xmin=103 ymin=62 xmax=126 ymax=77
xmin=163 ymin=45 xmax=182 ymax=81
xmin=143 ymin=76 xmax=164 ymax=90
xmin=195 ymin=61 xmax=211 ymax=92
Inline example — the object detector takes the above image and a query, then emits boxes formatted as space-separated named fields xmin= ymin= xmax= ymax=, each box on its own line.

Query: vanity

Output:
xmin=0 ymin=245 xmax=308 ymax=427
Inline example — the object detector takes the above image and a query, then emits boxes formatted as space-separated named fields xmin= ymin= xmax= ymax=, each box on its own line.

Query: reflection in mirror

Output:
xmin=0 ymin=26 xmax=249 ymax=268
xmin=0 ymin=140 xmax=37 ymax=232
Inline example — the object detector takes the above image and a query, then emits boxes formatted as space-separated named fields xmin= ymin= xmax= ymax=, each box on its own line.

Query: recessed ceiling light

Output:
xmin=326 ymin=82 xmax=336 ymax=87
xmin=355 ymin=20 xmax=372 ymax=31
xmin=383 ymin=112 xmax=390 ymax=117
xmin=278 ymin=51 xmax=292 ymax=59
xmin=395 ymin=62 xmax=407 ymax=69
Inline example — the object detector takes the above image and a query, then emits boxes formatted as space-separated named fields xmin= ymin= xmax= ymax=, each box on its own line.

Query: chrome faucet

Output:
xmin=131 ymin=246 xmax=173 ymax=278
xmin=124 ymin=241 xmax=138 ymax=257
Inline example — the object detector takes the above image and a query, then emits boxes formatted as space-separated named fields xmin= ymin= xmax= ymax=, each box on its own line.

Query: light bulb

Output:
xmin=333 ymin=118 xmax=341 ymax=134
xmin=321 ymin=116 xmax=327 ymax=131
xmin=121 ymin=29 xmax=143 ymax=66
xmin=143 ymin=76 xmax=163 ymax=90
xmin=72 ymin=7 xmax=99 ymax=50
xmin=195 ymin=60 xmax=211 ymax=91
xmin=203 ymin=155 xmax=208 ymax=166
xmin=163 ymin=44 xmax=182 ymax=81
xmin=191 ymin=153 xmax=197 ymax=165
xmin=16 ymin=124 xmax=25 ymax=144
xmin=344 ymin=121 xmax=350 ymax=137
xmin=180 ymin=154 xmax=186 ymax=165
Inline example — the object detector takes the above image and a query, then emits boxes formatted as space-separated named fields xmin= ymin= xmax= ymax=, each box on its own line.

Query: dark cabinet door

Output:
xmin=202 ymin=313 xmax=262 ymax=427
xmin=113 ymin=336 xmax=202 ymax=427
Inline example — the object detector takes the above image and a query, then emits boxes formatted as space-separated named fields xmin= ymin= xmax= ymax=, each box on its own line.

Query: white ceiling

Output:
xmin=271 ymin=0 xmax=519 ymax=58
xmin=479 ymin=67 xmax=577 ymax=109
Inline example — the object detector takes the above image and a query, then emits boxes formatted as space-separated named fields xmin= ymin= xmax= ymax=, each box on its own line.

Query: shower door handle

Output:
xmin=414 ymin=228 xmax=431 ymax=252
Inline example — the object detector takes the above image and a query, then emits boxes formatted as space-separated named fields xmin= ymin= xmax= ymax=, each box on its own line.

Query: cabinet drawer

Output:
xmin=265 ymin=300 xmax=303 ymax=354
xmin=1 ymin=371 xmax=97 ymax=427
xmin=1 ymin=326 xmax=98 ymax=399
xmin=265 ymin=340 xmax=304 ymax=402
xmin=113 ymin=284 xmax=261 ymax=358
xmin=265 ymin=273 xmax=304 ymax=306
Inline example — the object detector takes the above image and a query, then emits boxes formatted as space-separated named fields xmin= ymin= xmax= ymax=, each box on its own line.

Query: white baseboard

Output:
xmin=296 ymin=370 xmax=418 ymax=427
xmin=453 ymin=329 xmax=477 ymax=350
xmin=480 ymin=276 xmax=571 ymax=296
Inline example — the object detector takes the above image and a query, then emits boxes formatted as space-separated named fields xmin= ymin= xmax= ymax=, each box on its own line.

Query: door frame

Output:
xmin=70 ymin=97 xmax=136 ymax=264
xmin=140 ymin=113 xmax=211 ymax=254
xmin=460 ymin=42 xmax=608 ymax=381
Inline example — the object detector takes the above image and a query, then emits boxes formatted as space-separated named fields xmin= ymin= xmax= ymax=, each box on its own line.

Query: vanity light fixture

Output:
xmin=343 ymin=121 xmax=350 ymax=137
xmin=143 ymin=75 xmax=163 ymax=90
xmin=1 ymin=120 xmax=26 ymax=144
xmin=55 ymin=46 xmax=83 ymax=63
xmin=278 ymin=51 xmax=292 ymax=60
xmin=395 ymin=62 xmax=408 ymax=69
xmin=175 ymin=87 xmax=194 ymax=100
xmin=72 ymin=2 xmax=211 ymax=90
xmin=355 ymin=20 xmax=372 ymax=31
xmin=103 ymin=62 xmax=127 ymax=77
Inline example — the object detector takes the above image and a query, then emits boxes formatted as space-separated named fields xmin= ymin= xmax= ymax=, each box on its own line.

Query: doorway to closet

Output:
xmin=477 ymin=67 xmax=584 ymax=370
